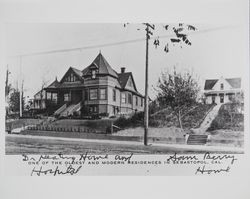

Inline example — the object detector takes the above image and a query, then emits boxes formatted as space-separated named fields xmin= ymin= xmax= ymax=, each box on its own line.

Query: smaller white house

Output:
xmin=31 ymin=89 xmax=46 ymax=110
xmin=203 ymin=77 xmax=242 ymax=104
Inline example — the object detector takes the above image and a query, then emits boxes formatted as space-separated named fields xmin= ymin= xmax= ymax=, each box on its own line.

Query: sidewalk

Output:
xmin=191 ymin=103 xmax=222 ymax=134
xmin=6 ymin=133 xmax=244 ymax=154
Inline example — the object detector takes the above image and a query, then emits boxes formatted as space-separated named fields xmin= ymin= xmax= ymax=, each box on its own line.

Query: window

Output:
xmin=90 ymin=89 xmax=98 ymax=100
xmin=128 ymin=93 xmax=132 ymax=104
xmin=85 ymin=90 xmax=89 ymax=100
xmin=121 ymin=93 xmax=126 ymax=103
xmin=91 ymin=70 xmax=96 ymax=79
xmin=46 ymin=92 xmax=51 ymax=99
xmin=220 ymin=83 xmax=224 ymax=90
xmin=141 ymin=97 xmax=143 ymax=107
xmin=52 ymin=93 xmax=58 ymax=103
xmin=113 ymin=89 xmax=116 ymax=101
xmin=64 ymin=93 xmax=70 ymax=102
xmin=89 ymin=105 xmax=97 ymax=113
xmin=136 ymin=96 xmax=138 ymax=106
xmin=65 ymin=73 xmax=77 ymax=82
xmin=100 ymin=88 xmax=106 ymax=100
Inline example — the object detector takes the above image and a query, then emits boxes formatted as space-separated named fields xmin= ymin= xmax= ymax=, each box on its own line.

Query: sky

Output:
xmin=4 ymin=22 xmax=248 ymax=100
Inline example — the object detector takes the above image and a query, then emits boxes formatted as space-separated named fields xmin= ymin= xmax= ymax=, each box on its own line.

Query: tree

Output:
xmin=9 ymin=88 xmax=24 ymax=114
xmin=124 ymin=23 xmax=197 ymax=145
xmin=226 ymin=92 xmax=244 ymax=123
xmin=156 ymin=68 xmax=199 ymax=130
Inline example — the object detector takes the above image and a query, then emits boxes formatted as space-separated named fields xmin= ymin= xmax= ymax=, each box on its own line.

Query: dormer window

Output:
xmin=91 ymin=70 xmax=96 ymax=79
xmin=89 ymin=63 xmax=98 ymax=79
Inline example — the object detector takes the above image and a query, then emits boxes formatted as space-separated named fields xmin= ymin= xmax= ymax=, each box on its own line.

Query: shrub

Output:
xmin=114 ymin=111 xmax=144 ymax=128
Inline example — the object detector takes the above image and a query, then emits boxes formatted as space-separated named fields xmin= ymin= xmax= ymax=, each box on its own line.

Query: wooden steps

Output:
xmin=187 ymin=134 xmax=208 ymax=145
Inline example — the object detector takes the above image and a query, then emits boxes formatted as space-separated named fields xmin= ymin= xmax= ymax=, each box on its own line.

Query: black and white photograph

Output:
xmin=0 ymin=0 xmax=250 ymax=198
xmin=4 ymin=23 xmax=245 ymax=155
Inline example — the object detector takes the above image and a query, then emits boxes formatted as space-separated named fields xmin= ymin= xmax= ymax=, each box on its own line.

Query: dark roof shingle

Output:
xmin=118 ymin=72 xmax=131 ymax=89
xmin=82 ymin=53 xmax=118 ymax=78
xmin=204 ymin=79 xmax=218 ymax=90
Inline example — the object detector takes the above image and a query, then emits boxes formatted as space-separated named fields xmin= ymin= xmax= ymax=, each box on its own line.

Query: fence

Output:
xmin=26 ymin=125 xmax=103 ymax=134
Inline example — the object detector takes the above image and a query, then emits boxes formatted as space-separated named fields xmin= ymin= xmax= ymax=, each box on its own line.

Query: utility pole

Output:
xmin=144 ymin=23 xmax=154 ymax=146
xmin=19 ymin=79 xmax=24 ymax=117
xmin=144 ymin=24 xmax=149 ymax=146
xmin=5 ymin=65 xmax=10 ymax=97
xmin=19 ymin=56 xmax=23 ymax=118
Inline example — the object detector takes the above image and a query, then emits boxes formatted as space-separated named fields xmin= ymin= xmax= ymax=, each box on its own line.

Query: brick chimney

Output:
xmin=121 ymin=67 xmax=126 ymax=73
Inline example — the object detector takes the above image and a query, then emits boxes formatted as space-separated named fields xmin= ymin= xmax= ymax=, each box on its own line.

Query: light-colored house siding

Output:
xmin=204 ymin=77 xmax=242 ymax=104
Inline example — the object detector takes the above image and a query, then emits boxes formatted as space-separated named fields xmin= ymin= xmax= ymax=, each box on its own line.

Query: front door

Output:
xmin=71 ymin=90 xmax=82 ymax=104
xmin=212 ymin=96 xmax=216 ymax=104
xmin=220 ymin=95 xmax=224 ymax=103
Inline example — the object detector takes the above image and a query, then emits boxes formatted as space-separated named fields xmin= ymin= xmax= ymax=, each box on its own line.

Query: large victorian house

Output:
xmin=203 ymin=77 xmax=242 ymax=104
xmin=42 ymin=52 xmax=144 ymax=117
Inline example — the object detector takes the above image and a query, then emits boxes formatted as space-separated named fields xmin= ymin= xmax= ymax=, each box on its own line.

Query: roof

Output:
xmin=117 ymin=72 xmax=144 ymax=97
xmin=225 ymin=78 xmax=241 ymax=88
xmin=71 ymin=67 xmax=83 ymax=78
xmin=204 ymin=78 xmax=241 ymax=90
xmin=204 ymin=79 xmax=218 ymax=90
xmin=44 ymin=53 xmax=143 ymax=96
xmin=59 ymin=67 xmax=84 ymax=83
xmin=46 ymin=78 xmax=60 ymax=89
xmin=118 ymin=72 xmax=132 ymax=89
xmin=82 ymin=53 xmax=118 ymax=78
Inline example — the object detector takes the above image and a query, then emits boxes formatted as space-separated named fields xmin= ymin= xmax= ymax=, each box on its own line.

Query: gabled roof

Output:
xmin=71 ymin=67 xmax=83 ymax=78
xmin=46 ymin=78 xmax=60 ymax=89
xmin=225 ymin=78 xmax=241 ymax=89
xmin=204 ymin=77 xmax=241 ymax=90
xmin=82 ymin=53 xmax=118 ymax=78
xmin=60 ymin=67 xmax=84 ymax=83
xmin=118 ymin=72 xmax=138 ymax=92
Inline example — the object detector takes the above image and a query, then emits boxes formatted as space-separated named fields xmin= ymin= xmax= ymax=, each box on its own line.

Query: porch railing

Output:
xmin=54 ymin=104 xmax=67 ymax=115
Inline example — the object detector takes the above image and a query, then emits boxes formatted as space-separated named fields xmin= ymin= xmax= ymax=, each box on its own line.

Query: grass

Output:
xmin=207 ymin=103 xmax=244 ymax=131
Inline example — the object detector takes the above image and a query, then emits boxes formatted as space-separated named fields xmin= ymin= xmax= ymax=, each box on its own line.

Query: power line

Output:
xmin=8 ymin=25 xmax=235 ymax=58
